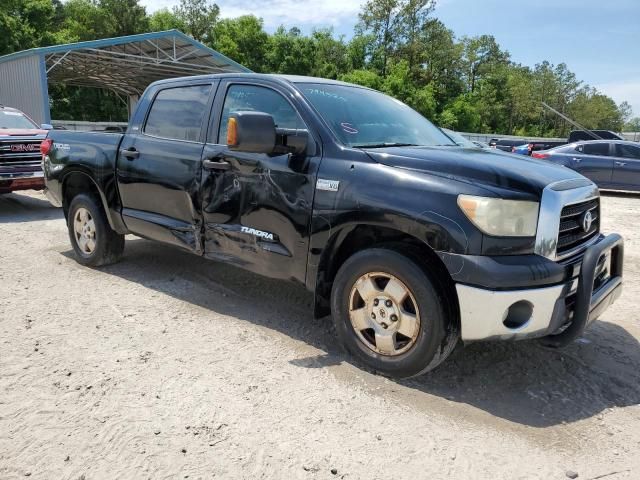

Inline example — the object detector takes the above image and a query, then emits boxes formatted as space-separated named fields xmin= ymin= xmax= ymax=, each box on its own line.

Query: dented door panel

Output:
xmin=200 ymin=79 xmax=320 ymax=283
xmin=200 ymin=144 xmax=317 ymax=282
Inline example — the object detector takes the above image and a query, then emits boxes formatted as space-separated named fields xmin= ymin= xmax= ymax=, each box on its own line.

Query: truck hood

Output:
xmin=0 ymin=128 xmax=47 ymax=137
xmin=364 ymin=146 xmax=581 ymax=197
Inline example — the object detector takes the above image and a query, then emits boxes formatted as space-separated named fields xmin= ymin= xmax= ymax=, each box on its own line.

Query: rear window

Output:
xmin=615 ymin=143 xmax=640 ymax=160
xmin=144 ymin=84 xmax=211 ymax=142
xmin=0 ymin=109 xmax=38 ymax=129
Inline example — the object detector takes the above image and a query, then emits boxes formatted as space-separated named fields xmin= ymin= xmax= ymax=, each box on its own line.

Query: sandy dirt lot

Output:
xmin=0 ymin=190 xmax=639 ymax=480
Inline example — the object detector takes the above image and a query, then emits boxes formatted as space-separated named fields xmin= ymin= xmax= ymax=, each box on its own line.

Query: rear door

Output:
xmin=569 ymin=142 xmax=614 ymax=186
xmin=117 ymin=81 xmax=217 ymax=252
xmin=199 ymin=80 xmax=319 ymax=283
xmin=611 ymin=143 xmax=640 ymax=191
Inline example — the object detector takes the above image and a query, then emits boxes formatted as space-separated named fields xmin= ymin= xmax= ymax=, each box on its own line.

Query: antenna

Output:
xmin=541 ymin=102 xmax=602 ymax=140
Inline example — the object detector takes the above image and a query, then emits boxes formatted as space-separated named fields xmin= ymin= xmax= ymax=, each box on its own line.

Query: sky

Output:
xmin=140 ymin=0 xmax=640 ymax=117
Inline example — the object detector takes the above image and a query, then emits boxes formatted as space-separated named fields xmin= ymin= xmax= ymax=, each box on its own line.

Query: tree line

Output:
xmin=2 ymin=0 xmax=637 ymax=136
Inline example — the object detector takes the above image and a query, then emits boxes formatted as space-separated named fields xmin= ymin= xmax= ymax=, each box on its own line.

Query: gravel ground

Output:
xmin=1 ymin=190 xmax=639 ymax=480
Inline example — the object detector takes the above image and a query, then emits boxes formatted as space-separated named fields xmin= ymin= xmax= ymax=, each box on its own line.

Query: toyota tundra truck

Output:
xmin=0 ymin=105 xmax=50 ymax=194
xmin=41 ymin=74 xmax=624 ymax=377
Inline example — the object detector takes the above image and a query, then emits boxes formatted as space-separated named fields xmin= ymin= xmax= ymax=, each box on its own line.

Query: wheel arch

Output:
xmin=60 ymin=168 xmax=123 ymax=232
xmin=312 ymin=223 xmax=460 ymax=333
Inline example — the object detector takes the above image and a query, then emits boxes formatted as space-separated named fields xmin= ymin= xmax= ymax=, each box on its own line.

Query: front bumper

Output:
xmin=0 ymin=171 xmax=45 ymax=193
xmin=456 ymin=234 xmax=624 ymax=342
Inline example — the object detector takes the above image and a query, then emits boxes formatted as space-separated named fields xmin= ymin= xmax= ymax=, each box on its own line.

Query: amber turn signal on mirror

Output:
xmin=227 ymin=117 xmax=238 ymax=146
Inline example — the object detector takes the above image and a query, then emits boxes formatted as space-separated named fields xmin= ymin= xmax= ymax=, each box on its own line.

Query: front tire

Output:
xmin=331 ymin=248 xmax=457 ymax=378
xmin=67 ymin=194 xmax=124 ymax=267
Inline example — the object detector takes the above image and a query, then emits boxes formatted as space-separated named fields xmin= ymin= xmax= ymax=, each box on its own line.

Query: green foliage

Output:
xmin=339 ymin=70 xmax=382 ymax=90
xmin=149 ymin=8 xmax=186 ymax=32
xmin=626 ymin=117 xmax=640 ymax=132
xmin=437 ymin=109 xmax=457 ymax=129
xmin=56 ymin=0 xmax=110 ymax=42
xmin=0 ymin=0 xmax=59 ymax=54
xmin=357 ymin=0 xmax=403 ymax=76
xmin=173 ymin=0 xmax=218 ymax=42
xmin=309 ymin=29 xmax=350 ymax=79
xmin=0 ymin=0 xmax=632 ymax=131
xmin=461 ymin=34 xmax=509 ymax=92
xmin=266 ymin=27 xmax=314 ymax=75
xmin=439 ymin=94 xmax=481 ymax=131
xmin=410 ymin=84 xmax=437 ymax=119
xmin=211 ymin=16 xmax=269 ymax=72
xmin=568 ymin=88 xmax=626 ymax=131
xmin=49 ymin=85 xmax=127 ymax=121
xmin=99 ymin=0 xmax=149 ymax=36
xmin=381 ymin=61 xmax=414 ymax=101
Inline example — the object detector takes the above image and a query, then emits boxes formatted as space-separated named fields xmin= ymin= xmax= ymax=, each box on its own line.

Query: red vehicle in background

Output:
xmin=0 ymin=105 xmax=50 ymax=194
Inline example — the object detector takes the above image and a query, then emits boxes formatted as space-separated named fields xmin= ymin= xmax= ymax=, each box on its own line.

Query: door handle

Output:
xmin=120 ymin=148 xmax=139 ymax=160
xmin=615 ymin=161 xmax=627 ymax=166
xmin=572 ymin=157 xmax=582 ymax=163
xmin=203 ymin=158 xmax=231 ymax=171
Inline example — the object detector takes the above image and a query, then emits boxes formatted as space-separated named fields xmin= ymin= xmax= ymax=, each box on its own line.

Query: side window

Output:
xmin=217 ymin=84 xmax=304 ymax=144
xmin=615 ymin=144 xmax=640 ymax=160
xmin=582 ymin=143 xmax=610 ymax=156
xmin=144 ymin=84 xmax=212 ymax=142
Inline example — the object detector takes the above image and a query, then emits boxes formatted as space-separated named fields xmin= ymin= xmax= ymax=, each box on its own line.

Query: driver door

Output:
xmin=200 ymin=80 xmax=319 ymax=283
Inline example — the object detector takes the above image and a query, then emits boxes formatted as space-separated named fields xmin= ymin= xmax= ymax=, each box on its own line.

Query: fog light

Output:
xmin=502 ymin=300 xmax=533 ymax=329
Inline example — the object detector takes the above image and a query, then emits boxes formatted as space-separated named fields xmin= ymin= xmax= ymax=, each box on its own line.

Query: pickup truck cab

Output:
xmin=0 ymin=105 xmax=49 ymax=194
xmin=42 ymin=74 xmax=624 ymax=377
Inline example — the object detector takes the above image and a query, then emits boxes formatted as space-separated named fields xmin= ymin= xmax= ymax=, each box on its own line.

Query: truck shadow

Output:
xmin=0 ymin=191 xmax=62 ymax=223
xmin=85 ymin=237 xmax=640 ymax=429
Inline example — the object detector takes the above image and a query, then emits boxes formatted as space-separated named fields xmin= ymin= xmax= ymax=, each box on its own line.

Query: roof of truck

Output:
xmin=148 ymin=72 xmax=363 ymax=89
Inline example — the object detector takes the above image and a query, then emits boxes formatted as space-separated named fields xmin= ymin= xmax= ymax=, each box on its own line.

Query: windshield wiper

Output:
xmin=352 ymin=142 xmax=419 ymax=148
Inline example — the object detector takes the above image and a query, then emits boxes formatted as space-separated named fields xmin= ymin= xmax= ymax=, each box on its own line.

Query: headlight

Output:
xmin=457 ymin=195 xmax=539 ymax=237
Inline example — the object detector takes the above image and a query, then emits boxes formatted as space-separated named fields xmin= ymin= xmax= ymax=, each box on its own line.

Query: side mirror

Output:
xmin=227 ymin=111 xmax=275 ymax=154
xmin=41 ymin=123 xmax=53 ymax=130
xmin=276 ymin=128 xmax=309 ymax=156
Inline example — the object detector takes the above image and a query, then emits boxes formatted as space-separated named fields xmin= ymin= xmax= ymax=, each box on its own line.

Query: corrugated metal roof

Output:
xmin=0 ymin=55 xmax=49 ymax=124
xmin=0 ymin=30 xmax=250 ymax=95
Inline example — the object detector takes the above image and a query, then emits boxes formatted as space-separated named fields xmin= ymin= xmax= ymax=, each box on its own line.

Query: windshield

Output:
xmin=0 ymin=109 xmax=38 ymax=129
xmin=441 ymin=128 xmax=477 ymax=148
xmin=297 ymin=83 xmax=454 ymax=148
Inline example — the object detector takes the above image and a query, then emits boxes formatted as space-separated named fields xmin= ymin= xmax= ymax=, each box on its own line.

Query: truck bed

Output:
xmin=47 ymin=130 xmax=125 ymax=173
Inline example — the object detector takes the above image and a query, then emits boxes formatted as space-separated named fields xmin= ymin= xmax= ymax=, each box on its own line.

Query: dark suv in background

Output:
xmin=567 ymin=130 xmax=625 ymax=143
xmin=489 ymin=138 xmax=525 ymax=152
xmin=533 ymin=140 xmax=640 ymax=192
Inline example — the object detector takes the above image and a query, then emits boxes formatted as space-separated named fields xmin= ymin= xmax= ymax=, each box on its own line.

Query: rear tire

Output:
xmin=67 ymin=193 xmax=124 ymax=267
xmin=331 ymin=248 xmax=457 ymax=378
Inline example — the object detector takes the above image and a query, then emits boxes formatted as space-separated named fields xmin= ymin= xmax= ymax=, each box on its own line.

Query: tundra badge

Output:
xmin=240 ymin=226 xmax=274 ymax=241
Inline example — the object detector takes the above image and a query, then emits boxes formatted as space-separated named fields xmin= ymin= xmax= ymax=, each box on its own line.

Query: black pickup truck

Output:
xmin=42 ymin=74 xmax=624 ymax=377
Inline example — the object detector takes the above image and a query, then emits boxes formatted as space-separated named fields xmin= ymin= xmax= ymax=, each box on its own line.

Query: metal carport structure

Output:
xmin=0 ymin=30 xmax=250 ymax=125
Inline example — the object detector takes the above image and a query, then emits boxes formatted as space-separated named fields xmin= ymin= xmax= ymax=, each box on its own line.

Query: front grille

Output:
xmin=556 ymin=198 xmax=600 ymax=257
xmin=0 ymin=137 xmax=43 ymax=170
